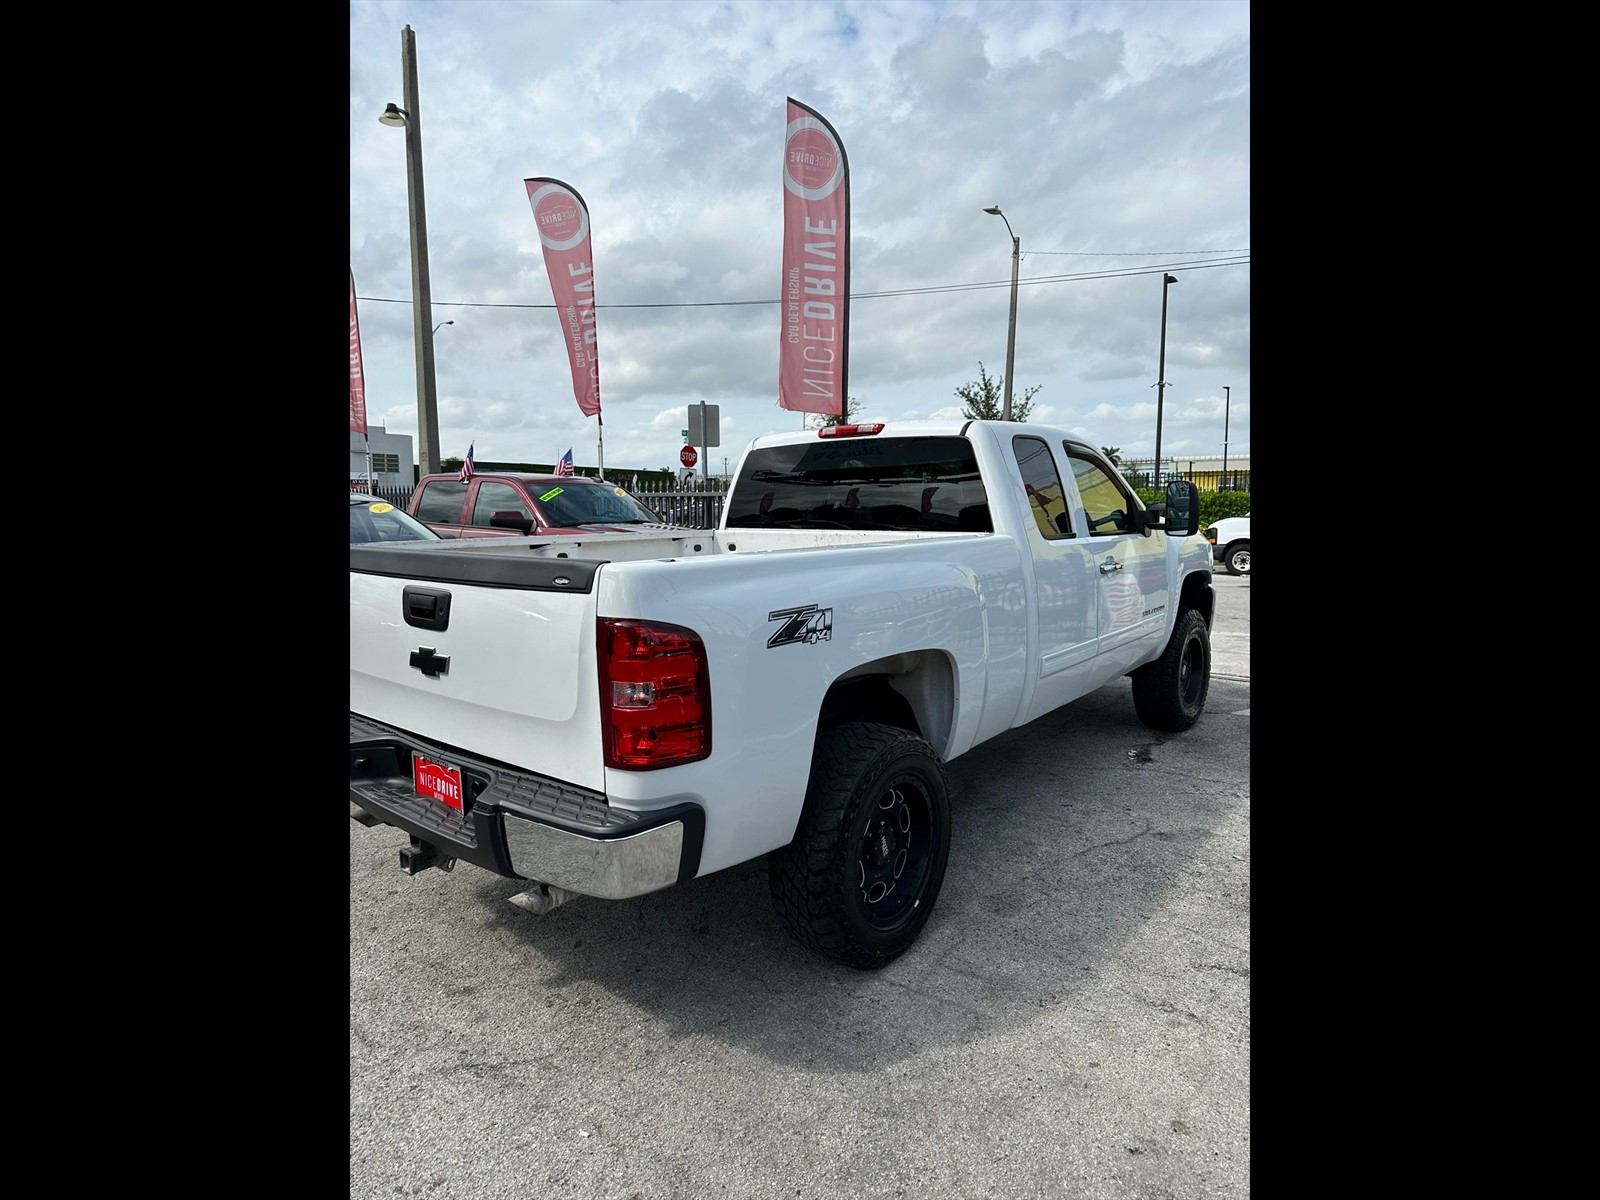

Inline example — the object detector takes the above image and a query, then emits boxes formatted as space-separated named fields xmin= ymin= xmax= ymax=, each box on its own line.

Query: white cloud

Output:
xmin=351 ymin=0 xmax=1249 ymax=473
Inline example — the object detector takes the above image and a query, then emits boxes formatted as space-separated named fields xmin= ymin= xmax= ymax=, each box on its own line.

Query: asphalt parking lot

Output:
xmin=350 ymin=573 xmax=1249 ymax=1199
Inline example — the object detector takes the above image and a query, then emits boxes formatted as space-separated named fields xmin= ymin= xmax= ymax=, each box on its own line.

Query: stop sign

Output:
xmin=680 ymin=445 xmax=698 ymax=468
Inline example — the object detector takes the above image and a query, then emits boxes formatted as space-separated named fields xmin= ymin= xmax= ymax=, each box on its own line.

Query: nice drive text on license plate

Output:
xmin=413 ymin=753 xmax=464 ymax=813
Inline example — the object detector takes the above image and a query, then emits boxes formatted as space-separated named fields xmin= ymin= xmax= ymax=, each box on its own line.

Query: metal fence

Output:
xmin=354 ymin=484 xmax=416 ymax=508
xmin=1121 ymin=459 xmax=1251 ymax=493
xmin=631 ymin=477 xmax=729 ymax=527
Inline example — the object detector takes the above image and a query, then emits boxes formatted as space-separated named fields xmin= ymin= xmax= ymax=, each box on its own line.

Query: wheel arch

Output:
xmin=1179 ymin=568 xmax=1216 ymax=630
xmin=818 ymin=650 xmax=956 ymax=758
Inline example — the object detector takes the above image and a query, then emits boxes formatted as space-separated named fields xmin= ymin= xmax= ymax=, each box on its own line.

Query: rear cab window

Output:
xmin=725 ymin=436 xmax=991 ymax=531
xmin=414 ymin=480 xmax=468 ymax=524
xmin=1011 ymin=436 xmax=1073 ymax=539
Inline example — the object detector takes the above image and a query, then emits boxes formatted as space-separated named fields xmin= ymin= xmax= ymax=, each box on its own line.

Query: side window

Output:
xmin=1066 ymin=449 xmax=1136 ymax=536
xmin=472 ymin=482 xmax=529 ymax=527
xmin=1011 ymin=436 xmax=1072 ymax=539
xmin=414 ymin=480 xmax=468 ymax=524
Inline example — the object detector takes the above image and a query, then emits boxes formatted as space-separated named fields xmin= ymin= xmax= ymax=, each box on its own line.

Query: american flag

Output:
xmin=555 ymin=448 xmax=574 ymax=476
xmin=458 ymin=442 xmax=475 ymax=482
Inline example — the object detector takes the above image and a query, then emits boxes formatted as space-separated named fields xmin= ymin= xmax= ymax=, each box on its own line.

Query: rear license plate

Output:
xmin=413 ymin=753 xmax=464 ymax=813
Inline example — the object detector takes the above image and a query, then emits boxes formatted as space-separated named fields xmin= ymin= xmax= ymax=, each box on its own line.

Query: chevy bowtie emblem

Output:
xmin=410 ymin=646 xmax=451 ymax=678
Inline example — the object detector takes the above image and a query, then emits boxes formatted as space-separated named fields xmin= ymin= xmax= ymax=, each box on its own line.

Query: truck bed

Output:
xmin=361 ymin=526 xmax=992 ymax=563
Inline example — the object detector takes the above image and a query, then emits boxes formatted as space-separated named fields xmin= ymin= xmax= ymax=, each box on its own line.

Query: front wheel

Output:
xmin=1224 ymin=542 xmax=1250 ymax=575
xmin=768 ymin=722 xmax=951 ymax=970
xmin=1131 ymin=608 xmax=1211 ymax=732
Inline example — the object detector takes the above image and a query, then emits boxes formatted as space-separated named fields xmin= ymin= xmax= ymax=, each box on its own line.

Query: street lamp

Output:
xmin=432 ymin=319 xmax=454 ymax=336
xmin=1221 ymin=384 xmax=1231 ymax=485
xmin=983 ymin=206 xmax=1020 ymax=421
xmin=1153 ymin=273 xmax=1178 ymax=486
xmin=380 ymin=24 xmax=442 ymax=477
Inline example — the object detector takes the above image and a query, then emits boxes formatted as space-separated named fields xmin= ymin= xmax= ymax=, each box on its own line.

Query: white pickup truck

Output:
xmin=350 ymin=419 xmax=1216 ymax=968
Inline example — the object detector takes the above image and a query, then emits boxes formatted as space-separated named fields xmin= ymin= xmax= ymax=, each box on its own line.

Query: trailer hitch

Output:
xmin=398 ymin=837 xmax=456 ymax=875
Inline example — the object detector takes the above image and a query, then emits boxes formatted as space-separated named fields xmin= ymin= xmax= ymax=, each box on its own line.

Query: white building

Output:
xmin=349 ymin=424 xmax=415 ymax=490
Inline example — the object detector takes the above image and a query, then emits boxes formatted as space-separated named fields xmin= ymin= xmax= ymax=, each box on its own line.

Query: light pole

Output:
xmin=432 ymin=319 xmax=453 ymax=337
xmin=983 ymin=206 xmax=1020 ymax=421
xmin=1221 ymin=384 xmax=1230 ymax=486
xmin=1153 ymin=273 xmax=1178 ymax=487
xmin=380 ymin=24 xmax=442 ymax=477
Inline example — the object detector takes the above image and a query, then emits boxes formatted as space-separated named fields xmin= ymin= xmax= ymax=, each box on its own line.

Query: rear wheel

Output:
xmin=1224 ymin=542 xmax=1250 ymax=575
xmin=1131 ymin=608 xmax=1211 ymax=732
xmin=768 ymin=722 xmax=950 ymax=969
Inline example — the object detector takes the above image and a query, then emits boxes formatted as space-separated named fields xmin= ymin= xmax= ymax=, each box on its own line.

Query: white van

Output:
xmin=1204 ymin=513 xmax=1250 ymax=575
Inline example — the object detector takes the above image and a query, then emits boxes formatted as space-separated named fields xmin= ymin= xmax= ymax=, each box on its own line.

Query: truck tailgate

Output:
xmin=350 ymin=545 xmax=605 ymax=792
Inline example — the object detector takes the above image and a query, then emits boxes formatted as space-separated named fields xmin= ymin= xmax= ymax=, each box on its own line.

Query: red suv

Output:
xmin=408 ymin=473 xmax=668 ymax=538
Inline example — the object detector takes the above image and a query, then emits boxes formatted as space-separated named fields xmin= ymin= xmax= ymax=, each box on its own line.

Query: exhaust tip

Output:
xmin=508 ymin=881 xmax=580 ymax=915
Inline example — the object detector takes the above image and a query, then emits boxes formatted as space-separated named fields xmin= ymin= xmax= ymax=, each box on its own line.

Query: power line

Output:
xmin=857 ymin=258 xmax=1247 ymax=300
xmin=356 ymin=255 xmax=1248 ymax=311
xmin=1024 ymin=246 xmax=1248 ymax=256
xmin=1026 ymin=247 xmax=1249 ymax=256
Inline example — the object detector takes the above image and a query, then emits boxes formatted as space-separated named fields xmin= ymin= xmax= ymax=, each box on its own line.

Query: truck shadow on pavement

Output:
xmin=351 ymin=676 xmax=1250 ymax=1071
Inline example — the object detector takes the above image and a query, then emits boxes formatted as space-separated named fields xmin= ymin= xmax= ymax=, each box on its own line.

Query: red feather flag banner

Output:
xmin=525 ymin=177 xmax=601 ymax=419
xmin=349 ymin=269 xmax=368 ymax=435
xmin=778 ymin=97 xmax=850 ymax=416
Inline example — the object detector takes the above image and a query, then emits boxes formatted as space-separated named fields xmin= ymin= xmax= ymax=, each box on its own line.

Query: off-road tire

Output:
xmin=1224 ymin=542 xmax=1250 ymax=575
xmin=768 ymin=722 xmax=950 ymax=970
xmin=1131 ymin=608 xmax=1211 ymax=732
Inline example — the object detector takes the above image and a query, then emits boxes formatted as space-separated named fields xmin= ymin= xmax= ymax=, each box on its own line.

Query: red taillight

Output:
xmin=816 ymin=423 xmax=885 ymax=438
xmin=597 ymin=618 xmax=711 ymax=770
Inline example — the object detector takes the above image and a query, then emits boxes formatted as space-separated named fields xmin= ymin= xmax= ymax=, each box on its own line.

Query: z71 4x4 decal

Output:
xmin=767 ymin=604 xmax=833 ymax=647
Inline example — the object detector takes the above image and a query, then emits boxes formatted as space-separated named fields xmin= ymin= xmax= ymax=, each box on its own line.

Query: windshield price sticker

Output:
xmin=540 ymin=488 xmax=564 ymax=502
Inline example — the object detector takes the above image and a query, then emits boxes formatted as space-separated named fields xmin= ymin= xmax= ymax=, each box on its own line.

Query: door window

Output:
xmin=472 ymin=482 xmax=529 ymax=527
xmin=1067 ymin=452 xmax=1136 ymax=536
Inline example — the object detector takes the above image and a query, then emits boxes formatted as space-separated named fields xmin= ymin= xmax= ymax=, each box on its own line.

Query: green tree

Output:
xmin=823 ymin=395 xmax=865 ymax=427
xmin=956 ymin=362 xmax=1039 ymax=421
xmin=1100 ymin=446 xmax=1123 ymax=467
xmin=806 ymin=396 xmax=865 ymax=429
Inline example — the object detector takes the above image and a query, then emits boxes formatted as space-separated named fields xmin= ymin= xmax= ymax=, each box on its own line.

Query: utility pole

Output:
xmin=1222 ymin=384 xmax=1231 ymax=484
xmin=983 ymin=206 xmax=1020 ymax=420
xmin=381 ymin=25 xmax=441 ymax=476
xmin=1153 ymin=273 xmax=1177 ymax=486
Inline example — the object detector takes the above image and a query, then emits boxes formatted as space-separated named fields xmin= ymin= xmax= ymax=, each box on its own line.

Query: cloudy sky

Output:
xmin=350 ymin=0 xmax=1249 ymax=478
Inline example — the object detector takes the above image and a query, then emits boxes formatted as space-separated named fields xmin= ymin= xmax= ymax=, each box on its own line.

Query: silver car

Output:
xmin=350 ymin=493 xmax=442 ymax=544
